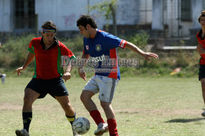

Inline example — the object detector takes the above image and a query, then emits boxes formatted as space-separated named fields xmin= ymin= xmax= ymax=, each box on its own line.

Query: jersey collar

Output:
xmin=40 ymin=37 xmax=59 ymax=50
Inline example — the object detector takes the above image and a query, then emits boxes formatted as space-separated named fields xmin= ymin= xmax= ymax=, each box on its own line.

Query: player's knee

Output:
xmin=23 ymin=89 xmax=35 ymax=104
xmin=80 ymin=91 xmax=94 ymax=104
xmin=100 ymin=102 xmax=110 ymax=109
xmin=80 ymin=92 xmax=86 ymax=103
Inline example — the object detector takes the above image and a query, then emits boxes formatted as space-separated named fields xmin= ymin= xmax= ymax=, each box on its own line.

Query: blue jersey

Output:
xmin=83 ymin=30 xmax=127 ymax=79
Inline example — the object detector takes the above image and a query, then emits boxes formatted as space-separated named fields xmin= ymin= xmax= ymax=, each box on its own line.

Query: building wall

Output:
xmin=35 ymin=0 xmax=148 ymax=31
xmin=1 ymin=0 xmax=204 ymax=38
xmin=0 ymin=0 xmax=13 ymax=32
xmin=35 ymin=0 xmax=112 ymax=31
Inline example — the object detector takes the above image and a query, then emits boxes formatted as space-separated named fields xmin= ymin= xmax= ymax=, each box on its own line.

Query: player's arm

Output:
xmin=16 ymin=52 xmax=35 ymax=76
xmin=125 ymin=41 xmax=158 ymax=60
xmin=62 ymin=60 xmax=72 ymax=82
xmin=78 ymin=53 xmax=90 ymax=81
xmin=197 ymin=43 xmax=205 ymax=55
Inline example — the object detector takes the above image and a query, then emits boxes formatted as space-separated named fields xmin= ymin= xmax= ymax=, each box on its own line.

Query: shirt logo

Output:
xmin=96 ymin=44 xmax=102 ymax=52
xmin=86 ymin=45 xmax=89 ymax=50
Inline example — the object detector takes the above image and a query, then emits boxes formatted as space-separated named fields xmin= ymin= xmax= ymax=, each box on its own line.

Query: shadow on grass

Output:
xmin=165 ymin=118 xmax=205 ymax=123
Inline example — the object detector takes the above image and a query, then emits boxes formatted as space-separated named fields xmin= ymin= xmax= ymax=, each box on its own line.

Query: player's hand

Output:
xmin=78 ymin=68 xmax=86 ymax=81
xmin=143 ymin=52 xmax=159 ymax=60
xmin=62 ymin=72 xmax=71 ymax=82
xmin=16 ymin=66 xmax=24 ymax=76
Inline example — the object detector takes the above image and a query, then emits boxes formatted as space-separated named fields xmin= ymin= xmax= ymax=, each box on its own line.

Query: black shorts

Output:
xmin=26 ymin=77 xmax=68 ymax=98
xmin=199 ymin=65 xmax=205 ymax=81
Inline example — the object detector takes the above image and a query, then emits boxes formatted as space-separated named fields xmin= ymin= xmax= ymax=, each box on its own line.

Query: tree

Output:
xmin=90 ymin=0 xmax=118 ymax=35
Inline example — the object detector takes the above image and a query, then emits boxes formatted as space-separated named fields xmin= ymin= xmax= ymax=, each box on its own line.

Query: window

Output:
xmin=181 ymin=0 xmax=192 ymax=21
xmin=14 ymin=0 xmax=35 ymax=30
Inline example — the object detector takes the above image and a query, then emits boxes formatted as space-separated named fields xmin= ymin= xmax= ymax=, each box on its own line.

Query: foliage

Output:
xmin=0 ymin=34 xmax=35 ymax=67
xmin=0 ymin=33 xmax=200 ymax=78
xmin=89 ymin=0 xmax=117 ymax=20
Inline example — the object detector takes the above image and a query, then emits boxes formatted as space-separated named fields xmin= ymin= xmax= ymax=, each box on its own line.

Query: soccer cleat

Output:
xmin=1 ymin=74 xmax=6 ymax=84
xmin=72 ymin=125 xmax=81 ymax=136
xmin=201 ymin=111 xmax=205 ymax=117
xmin=94 ymin=123 xmax=108 ymax=136
xmin=15 ymin=129 xmax=29 ymax=136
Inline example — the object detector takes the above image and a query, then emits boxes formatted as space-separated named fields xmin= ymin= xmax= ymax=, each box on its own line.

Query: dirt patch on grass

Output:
xmin=0 ymin=103 xmax=55 ymax=111
xmin=0 ymin=103 xmax=21 ymax=110
xmin=116 ymin=108 xmax=201 ymax=116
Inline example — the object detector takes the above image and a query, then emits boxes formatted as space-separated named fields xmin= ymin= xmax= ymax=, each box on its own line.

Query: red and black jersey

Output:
xmin=197 ymin=30 xmax=205 ymax=65
xmin=28 ymin=37 xmax=75 ymax=79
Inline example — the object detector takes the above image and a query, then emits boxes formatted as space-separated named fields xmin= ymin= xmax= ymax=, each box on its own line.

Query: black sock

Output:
xmin=22 ymin=112 xmax=32 ymax=132
xmin=66 ymin=114 xmax=76 ymax=125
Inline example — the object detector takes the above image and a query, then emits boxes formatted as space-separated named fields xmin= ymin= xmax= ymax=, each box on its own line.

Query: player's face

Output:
xmin=42 ymin=32 xmax=56 ymax=45
xmin=78 ymin=25 xmax=90 ymax=38
xmin=200 ymin=17 xmax=205 ymax=26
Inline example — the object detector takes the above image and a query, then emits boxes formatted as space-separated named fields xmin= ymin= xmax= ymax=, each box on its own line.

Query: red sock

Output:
xmin=107 ymin=119 xmax=118 ymax=136
xmin=90 ymin=110 xmax=105 ymax=125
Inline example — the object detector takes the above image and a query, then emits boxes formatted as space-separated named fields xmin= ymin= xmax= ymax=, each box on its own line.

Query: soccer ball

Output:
xmin=72 ymin=117 xmax=90 ymax=135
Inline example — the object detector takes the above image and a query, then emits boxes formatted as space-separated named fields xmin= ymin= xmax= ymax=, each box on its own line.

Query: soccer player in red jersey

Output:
xmin=15 ymin=21 xmax=79 ymax=136
xmin=197 ymin=10 xmax=205 ymax=117
xmin=76 ymin=15 xmax=158 ymax=136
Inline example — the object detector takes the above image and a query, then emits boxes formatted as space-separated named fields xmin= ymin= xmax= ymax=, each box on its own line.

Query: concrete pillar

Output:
xmin=152 ymin=0 xmax=163 ymax=30
xmin=191 ymin=0 xmax=203 ymax=29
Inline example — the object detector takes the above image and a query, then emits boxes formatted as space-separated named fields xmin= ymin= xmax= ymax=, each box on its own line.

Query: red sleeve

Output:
xmin=59 ymin=42 xmax=75 ymax=59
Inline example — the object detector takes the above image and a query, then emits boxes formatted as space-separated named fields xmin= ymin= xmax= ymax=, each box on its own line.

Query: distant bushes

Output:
xmin=0 ymin=34 xmax=35 ymax=68
xmin=0 ymin=33 xmax=200 ymax=77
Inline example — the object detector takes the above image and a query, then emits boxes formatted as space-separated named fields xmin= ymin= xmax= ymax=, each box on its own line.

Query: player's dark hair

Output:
xmin=198 ymin=10 xmax=205 ymax=23
xmin=77 ymin=15 xmax=97 ymax=29
xmin=41 ymin=20 xmax=57 ymax=32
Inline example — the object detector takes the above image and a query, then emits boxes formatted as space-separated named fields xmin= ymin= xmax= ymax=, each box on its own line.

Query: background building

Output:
xmin=0 ymin=0 xmax=205 ymax=44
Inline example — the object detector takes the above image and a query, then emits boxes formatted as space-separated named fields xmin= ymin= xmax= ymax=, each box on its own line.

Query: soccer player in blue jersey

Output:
xmin=76 ymin=15 xmax=158 ymax=136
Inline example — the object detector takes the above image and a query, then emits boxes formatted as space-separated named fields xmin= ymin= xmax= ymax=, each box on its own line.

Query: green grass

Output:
xmin=0 ymin=77 xmax=205 ymax=136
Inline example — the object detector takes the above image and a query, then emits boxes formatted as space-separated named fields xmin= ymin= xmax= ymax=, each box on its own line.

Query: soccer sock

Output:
xmin=107 ymin=118 xmax=118 ymax=136
xmin=66 ymin=114 xmax=76 ymax=125
xmin=90 ymin=110 xmax=105 ymax=125
xmin=22 ymin=112 xmax=32 ymax=132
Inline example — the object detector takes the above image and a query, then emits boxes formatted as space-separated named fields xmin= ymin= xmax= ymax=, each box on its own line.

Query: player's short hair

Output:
xmin=41 ymin=20 xmax=56 ymax=33
xmin=77 ymin=15 xmax=97 ymax=29
xmin=198 ymin=10 xmax=205 ymax=23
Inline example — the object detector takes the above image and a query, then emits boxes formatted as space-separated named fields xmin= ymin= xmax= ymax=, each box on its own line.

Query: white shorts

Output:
xmin=83 ymin=75 xmax=118 ymax=103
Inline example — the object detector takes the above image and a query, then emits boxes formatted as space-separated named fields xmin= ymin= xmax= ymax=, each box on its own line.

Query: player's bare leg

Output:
xmin=55 ymin=96 xmax=79 ymax=136
xmin=80 ymin=91 xmax=107 ymax=135
xmin=201 ymin=79 xmax=205 ymax=117
xmin=16 ymin=88 xmax=40 ymax=136
xmin=100 ymin=101 xmax=118 ymax=136
xmin=56 ymin=96 xmax=75 ymax=116
xmin=80 ymin=91 xmax=97 ymax=112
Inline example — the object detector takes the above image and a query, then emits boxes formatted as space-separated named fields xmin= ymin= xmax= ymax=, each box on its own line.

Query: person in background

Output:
xmin=196 ymin=10 xmax=205 ymax=117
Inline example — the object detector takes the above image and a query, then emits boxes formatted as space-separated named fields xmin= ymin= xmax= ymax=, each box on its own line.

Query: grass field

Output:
xmin=1 ymin=77 xmax=205 ymax=136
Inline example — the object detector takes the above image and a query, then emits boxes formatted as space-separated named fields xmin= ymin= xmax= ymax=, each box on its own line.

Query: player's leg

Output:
xmin=201 ymin=78 xmax=205 ymax=104
xmin=100 ymin=102 xmax=118 ymax=136
xmin=201 ymin=78 xmax=205 ymax=116
xmin=98 ymin=76 xmax=119 ymax=136
xmin=16 ymin=88 xmax=40 ymax=136
xmin=55 ymin=96 xmax=76 ymax=123
xmin=51 ymin=77 xmax=79 ymax=136
xmin=199 ymin=65 xmax=205 ymax=117
xmin=0 ymin=73 xmax=6 ymax=83
xmin=80 ymin=76 xmax=106 ymax=131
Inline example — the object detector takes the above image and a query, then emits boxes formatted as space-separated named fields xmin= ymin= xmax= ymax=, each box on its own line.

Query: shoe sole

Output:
xmin=94 ymin=127 xmax=108 ymax=135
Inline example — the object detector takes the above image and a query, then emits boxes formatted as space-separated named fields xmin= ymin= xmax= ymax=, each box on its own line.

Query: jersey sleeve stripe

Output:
xmin=119 ymin=40 xmax=127 ymax=48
